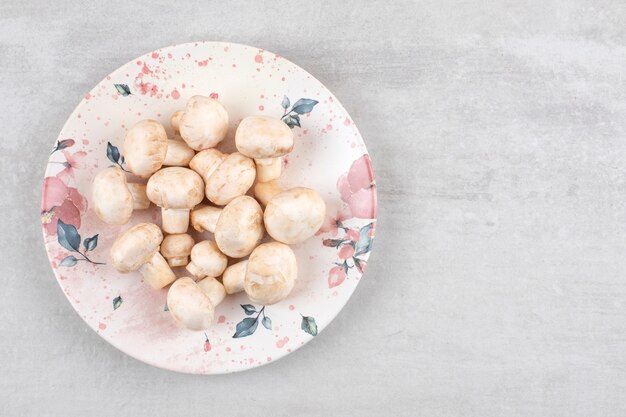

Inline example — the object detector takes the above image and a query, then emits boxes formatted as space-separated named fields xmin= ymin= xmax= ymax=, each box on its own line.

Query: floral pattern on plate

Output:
xmin=41 ymin=42 xmax=377 ymax=374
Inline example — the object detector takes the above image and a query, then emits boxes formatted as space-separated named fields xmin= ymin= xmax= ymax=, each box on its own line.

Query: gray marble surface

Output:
xmin=3 ymin=0 xmax=626 ymax=415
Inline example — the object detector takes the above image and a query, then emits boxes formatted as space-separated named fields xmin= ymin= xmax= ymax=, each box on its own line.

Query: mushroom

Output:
xmin=196 ymin=276 xmax=226 ymax=307
xmin=204 ymin=152 xmax=256 ymax=205
xmin=179 ymin=95 xmax=229 ymax=150
xmin=214 ymin=196 xmax=264 ymax=258
xmin=109 ymin=223 xmax=176 ymax=289
xmin=160 ymin=233 xmax=194 ymax=267
xmin=255 ymin=157 xmax=282 ymax=183
xmin=170 ymin=111 xmax=183 ymax=135
xmin=167 ymin=277 xmax=214 ymax=331
xmin=186 ymin=240 xmax=228 ymax=280
xmin=253 ymin=180 xmax=284 ymax=207
xmin=163 ymin=139 xmax=195 ymax=166
xmin=235 ymin=115 xmax=293 ymax=158
xmin=146 ymin=167 xmax=205 ymax=233
xmin=189 ymin=149 xmax=226 ymax=182
xmin=222 ymin=260 xmax=248 ymax=295
xmin=243 ymin=242 xmax=297 ymax=305
xmin=92 ymin=166 xmax=150 ymax=225
xmin=264 ymin=187 xmax=326 ymax=244
xmin=124 ymin=119 xmax=168 ymax=178
xmin=190 ymin=205 xmax=222 ymax=233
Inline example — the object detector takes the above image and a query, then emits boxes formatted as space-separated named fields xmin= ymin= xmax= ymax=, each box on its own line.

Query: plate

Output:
xmin=41 ymin=42 xmax=377 ymax=374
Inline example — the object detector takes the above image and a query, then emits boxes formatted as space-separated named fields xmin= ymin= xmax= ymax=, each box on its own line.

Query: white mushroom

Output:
xmin=146 ymin=167 xmax=205 ymax=234
xmin=160 ymin=233 xmax=194 ymax=267
xmin=179 ymin=95 xmax=229 ymax=150
xmin=167 ymin=277 xmax=214 ymax=331
xmin=92 ymin=167 xmax=150 ymax=225
xmin=163 ymin=139 xmax=195 ymax=166
xmin=170 ymin=111 xmax=183 ymax=135
xmin=124 ymin=119 xmax=168 ymax=178
xmin=196 ymin=277 xmax=226 ymax=307
xmin=126 ymin=183 xmax=151 ymax=209
xmin=190 ymin=205 xmax=222 ymax=233
xmin=214 ymin=196 xmax=264 ymax=258
xmin=253 ymin=180 xmax=284 ymax=207
xmin=189 ymin=149 xmax=226 ymax=182
xmin=255 ymin=157 xmax=282 ymax=183
xmin=186 ymin=240 xmax=228 ymax=280
xmin=222 ymin=260 xmax=248 ymax=295
xmin=243 ymin=242 xmax=297 ymax=305
xmin=264 ymin=187 xmax=326 ymax=244
xmin=235 ymin=116 xmax=293 ymax=159
xmin=205 ymin=152 xmax=256 ymax=205
xmin=109 ymin=223 xmax=176 ymax=289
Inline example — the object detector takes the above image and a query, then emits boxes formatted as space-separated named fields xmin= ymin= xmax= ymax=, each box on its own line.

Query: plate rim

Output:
xmin=41 ymin=40 xmax=377 ymax=374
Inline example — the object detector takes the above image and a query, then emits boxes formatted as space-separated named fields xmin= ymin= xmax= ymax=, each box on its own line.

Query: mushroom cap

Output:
xmin=188 ymin=240 xmax=228 ymax=277
xmin=124 ymin=119 xmax=168 ymax=177
xmin=205 ymin=152 xmax=256 ymax=205
xmin=215 ymin=196 xmax=264 ymax=258
xmin=235 ymin=116 xmax=294 ymax=159
xmin=110 ymin=223 xmax=163 ymax=273
xmin=189 ymin=148 xmax=226 ymax=182
xmin=244 ymin=242 xmax=297 ymax=305
xmin=146 ymin=167 xmax=205 ymax=209
xmin=264 ymin=187 xmax=326 ymax=244
xmin=92 ymin=167 xmax=133 ymax=224
xmin=167 ymin=277 xmax=214 ymax=331
xmin=161 ymin=233 xmax=194 ymax=258
xmin=179 ymin=96 xmax=229 ymax=150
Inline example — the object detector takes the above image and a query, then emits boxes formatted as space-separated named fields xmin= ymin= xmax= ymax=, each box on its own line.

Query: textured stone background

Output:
xmin=2 ymin=1 xmax=626 ymax=415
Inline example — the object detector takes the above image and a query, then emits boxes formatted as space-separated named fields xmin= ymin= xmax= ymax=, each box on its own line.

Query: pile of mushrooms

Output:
xmin=92 ymin=95 xmax=325 ymax=331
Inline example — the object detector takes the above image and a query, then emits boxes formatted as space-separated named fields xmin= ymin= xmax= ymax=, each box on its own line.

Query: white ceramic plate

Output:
xmin=41 ymin=42 xmax=377 ymax=374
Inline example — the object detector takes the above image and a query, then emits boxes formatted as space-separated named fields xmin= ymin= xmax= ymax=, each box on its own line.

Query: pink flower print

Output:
xmin=56 ymin=150 xmax=87 ymax=182
xmin=41 ymin=176 xmax=87 ymax=235
xmin=336 ymin=155 xmax=377 ymax=219
xmin=203 ymin=333 xmax=212 ymax=352
xmin=347 ymin=155 xmax=374 ymax=192
xmin=317 ymin=209 xmax=353 ymax=236
xmin=337 ymin=245 xmax=355 ymax=260
xmin=134 ymin=74 xmax=159 ymax=97
xmin=328 ymin=266 xmax=347 ymax=288
xmin=346 ymin=229 xmax=360 ymax=242
xmin=318 ymin=214 xmax=340 ymax=236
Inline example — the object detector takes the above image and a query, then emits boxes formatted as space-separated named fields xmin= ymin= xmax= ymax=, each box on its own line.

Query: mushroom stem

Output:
xmin=254 ymin=157 xmax=282 ymax=182
xmin=127 ymin=183 xmax=150 ymax=209
xmin=139 ymin=252 xmax=177 ymax=289
xmin=190 ymin=205 xmax=222 ymax=233
xmin=163 ymin=139 xmax=195 ymax=166
xmin=167 ymin=256 xmax=189 ymax=268
xmin=253 ymin=181 xmax=284 ymax=207
xmin=223 ymin=260 xmax=248 ymax=294
xmin=171 ymin=111 xmax=183 ymax=135
xmin=185 ymin=261 xmax=205 ymax=281
xmin=161 ymin=208 xmax=191 ymax=234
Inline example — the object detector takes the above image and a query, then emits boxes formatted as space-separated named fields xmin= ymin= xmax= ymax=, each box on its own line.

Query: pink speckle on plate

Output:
xmin=276 ymin=337 xmax=289 ymax=348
